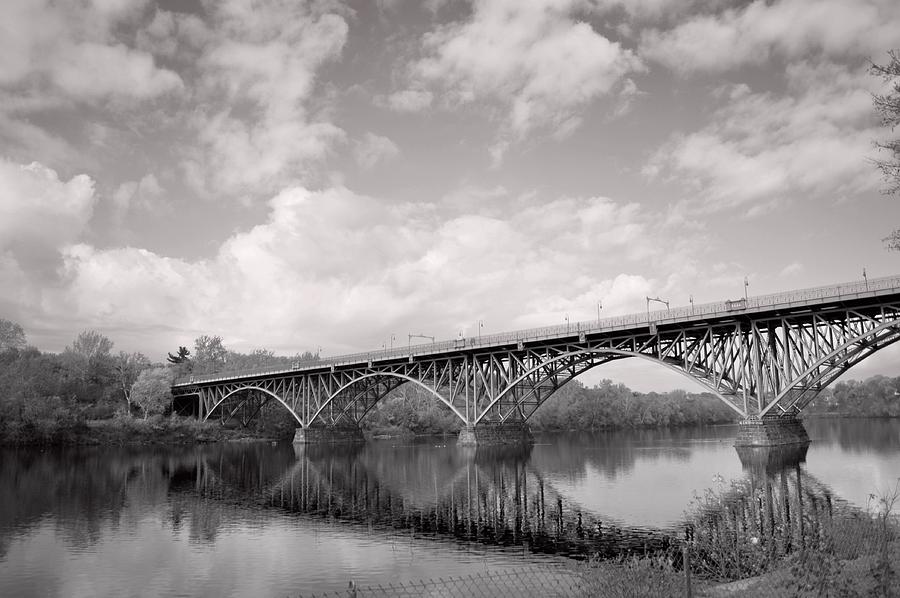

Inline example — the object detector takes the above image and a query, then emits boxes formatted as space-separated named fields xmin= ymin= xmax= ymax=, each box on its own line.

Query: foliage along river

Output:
xmin=1 ymin=418 xmax=898 ymax=597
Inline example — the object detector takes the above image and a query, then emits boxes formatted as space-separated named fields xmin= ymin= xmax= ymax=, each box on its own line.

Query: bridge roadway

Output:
xmin=172 ymin=274 xmax=900 ymax=446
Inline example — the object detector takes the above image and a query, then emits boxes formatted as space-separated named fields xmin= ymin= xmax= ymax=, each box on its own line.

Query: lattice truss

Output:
xmin=178 ymin=300 xmax=900 ymax=427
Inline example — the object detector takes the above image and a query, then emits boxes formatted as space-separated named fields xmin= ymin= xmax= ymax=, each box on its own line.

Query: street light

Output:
xmin=477 ymin=319 xmax=484 ymax=340
xmin=689 ymin=294 xmax=694 ymax=315
xmin=646 ymin=296 xmax=670 ymax=318
xmin=744 ymin=276 xmax=749 ymax=301
xmin=390 ymin=333 xmax=396 ymax=350
xmin=408 ymin=333 xmax=435 ymax=348
xmin=863 ymin=267 xmax=868 ymax=290
xmin=597 ymin=300 xmax=603 ymax=325
xmin=565 ymin=313 xmax=570 ymax=333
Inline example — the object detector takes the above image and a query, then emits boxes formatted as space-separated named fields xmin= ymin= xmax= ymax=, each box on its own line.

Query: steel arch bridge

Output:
xmin=171 ymin=275 xmax=900 ymax=444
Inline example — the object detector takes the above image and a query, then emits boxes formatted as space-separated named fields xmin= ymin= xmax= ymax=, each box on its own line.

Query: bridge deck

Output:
xmin=173 ymin=274 xmax=900 ymax=387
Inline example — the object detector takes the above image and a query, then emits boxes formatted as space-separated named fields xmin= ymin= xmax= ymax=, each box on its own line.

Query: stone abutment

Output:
xmin=734 ymin=416 xmax=810 ymax=447
xmin=457 ymin=421 xmax=534 ymax=446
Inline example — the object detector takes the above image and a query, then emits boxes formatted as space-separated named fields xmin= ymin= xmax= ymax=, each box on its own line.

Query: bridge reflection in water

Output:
xmin=685 ymin=443 xmax=853 ymax=579
xmin=177 ymin=440 xmax=845 ymax=563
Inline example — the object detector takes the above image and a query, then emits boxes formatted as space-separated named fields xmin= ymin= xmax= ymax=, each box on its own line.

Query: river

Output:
xmin=1 ymin=418 xmax=898 ymax=597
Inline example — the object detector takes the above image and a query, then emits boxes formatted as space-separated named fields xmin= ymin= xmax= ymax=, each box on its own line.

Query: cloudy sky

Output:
xmin=2 ymin=0 xmax=900 ymax=391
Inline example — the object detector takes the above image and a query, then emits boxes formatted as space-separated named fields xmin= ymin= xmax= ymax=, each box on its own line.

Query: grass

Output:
xmin=684 ymin=477 xmax=900 ymax=598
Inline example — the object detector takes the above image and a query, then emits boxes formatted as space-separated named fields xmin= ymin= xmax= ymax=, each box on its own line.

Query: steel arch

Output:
xmin=476 ymin=347 xmax=747 ymax=425
xmin=203 ymin=385 xmax=303 ymax=425
xmin=760 ymin=321 xmax=900 ymax=416
xmin=309 ymin=371 xmax=468 ymax=425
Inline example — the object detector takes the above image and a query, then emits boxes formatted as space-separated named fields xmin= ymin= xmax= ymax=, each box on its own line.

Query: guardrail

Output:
xmin=173 ymin=274 xmax=900 ymax=387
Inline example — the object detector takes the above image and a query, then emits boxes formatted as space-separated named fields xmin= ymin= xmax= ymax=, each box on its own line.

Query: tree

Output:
xmin=131 ymin=367 xmax=174 ymax=419
xmin=0 ymin=319 xmax=26 ymax=352
xmin=62 ymin=330 xmax=113 ymax=391
xmin=166 ymin=346 xmax=191 ymax=364
xmin=113 ymin=351 xmax=151 ymax=413
xmin=872 ymin=50 xmax=900 ymax=248
xmin=193 ymin=335 xmax=228 ymax=374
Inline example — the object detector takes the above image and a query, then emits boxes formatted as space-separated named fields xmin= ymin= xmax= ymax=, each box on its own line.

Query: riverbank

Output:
xmin=0 ymin=414 xmax=281 ymax=446
xmin=578 ymin=487 xmax=900 ymax=598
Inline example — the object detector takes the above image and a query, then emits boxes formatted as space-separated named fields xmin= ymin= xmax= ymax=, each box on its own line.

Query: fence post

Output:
xmin=683 ymin=545 xmax=693 ymax=598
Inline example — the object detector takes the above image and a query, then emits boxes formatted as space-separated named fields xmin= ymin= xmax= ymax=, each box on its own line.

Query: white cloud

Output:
xmin=406 ymin=0 xmax=643 ymax=140
xmin=112 ymin=174 xmax=165 ymax=214
xmin=645 ymin=62 xmax=884 ymax=212
xmin=20 ymin=184 xmax=677 ymax=355
xmin=0 ymin=159 xmax=96 ymax=328
xmin=183 ymin=1 xmax=350 ymax=197
xmin=53 ymin=42 xmax=183 ymax=100
xmin=0 ymin=1 xmax=350 ymax=202
xmin=0 ymin=159 xmax=96 ymax=255
xmin=640 ymin=0 xmax=900 ymax=73
xmin=0 ymin=0 xmax=180 ymax=99
xmin=354 ymin=133 xmax=400 ymax=170
xmin=135 ymin=10 xmax=209 ymax=59
xmin=594 ymin=0 xmax=710 ymax=23
xmin=377 ymin=89 xmax=434 ymax=112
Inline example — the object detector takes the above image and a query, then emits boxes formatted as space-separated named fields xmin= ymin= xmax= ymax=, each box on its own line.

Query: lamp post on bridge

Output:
xmin=689 ymin=294 xmax=694 ymax=315
xmin=863 ymin=267 xmax=869 ymax=290
xmin=597 ymin=300 xmax=602 ymax=325
xmin=390 ymin=333 xmax=396 ymax=350
xmin=744 ymin=276 xmax=749 ymax=301
xmin=476 ymin=319 xmax=484 ymax=341
xmin=646 ymin=296 xmax=669 ymax=319
xmin=565 ymin=313 xmax=569 ymax=334
xmin=408 ymin=333 xmax=435 ymax=351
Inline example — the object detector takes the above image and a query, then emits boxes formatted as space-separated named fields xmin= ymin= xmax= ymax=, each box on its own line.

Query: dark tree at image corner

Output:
xmin=872 ymin=50 xmax=900 ymax=249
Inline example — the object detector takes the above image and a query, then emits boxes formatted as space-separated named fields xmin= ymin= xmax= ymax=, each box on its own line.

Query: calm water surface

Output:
xmin=1 ymin=418 xmax=898 ymax=597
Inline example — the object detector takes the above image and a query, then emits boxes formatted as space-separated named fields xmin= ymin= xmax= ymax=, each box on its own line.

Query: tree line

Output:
xmin=361 ymin=379 xmax=740 ymax=436
xmin=0 ymin=319 xmax=316 ymax=443
xmin=804 ymin=376 xmax=900 ymax=417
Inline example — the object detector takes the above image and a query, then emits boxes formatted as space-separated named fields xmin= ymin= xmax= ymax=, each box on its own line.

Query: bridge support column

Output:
xmin=457 ymin=421 xmax=534 ymax=446
xmin=293 ymin=425 xmax=365 ymax=444
xmin=734 ymin=416 xmax=810 ymax=447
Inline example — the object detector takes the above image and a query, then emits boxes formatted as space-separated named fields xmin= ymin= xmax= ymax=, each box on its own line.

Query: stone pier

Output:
xmin=734 ymin=416 xmax=810 ymax=447
xmin=293 ymin=425 xmax=365 ymax=444
xmin=457 ymin=421 xmax=534 ymax=446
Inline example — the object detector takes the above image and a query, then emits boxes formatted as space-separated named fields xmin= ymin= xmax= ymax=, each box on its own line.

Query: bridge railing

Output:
xmin=173 ymin=274 xmax=900 ymax=386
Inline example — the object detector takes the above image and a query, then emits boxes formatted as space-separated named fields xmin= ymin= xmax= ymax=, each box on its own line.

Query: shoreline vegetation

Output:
xmin=579 ymin=479 xmax=900 ymax=598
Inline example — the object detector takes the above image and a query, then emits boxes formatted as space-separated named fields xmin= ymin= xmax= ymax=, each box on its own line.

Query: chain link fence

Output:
xmin=299 ymin=567 xmax=589 ymax=598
